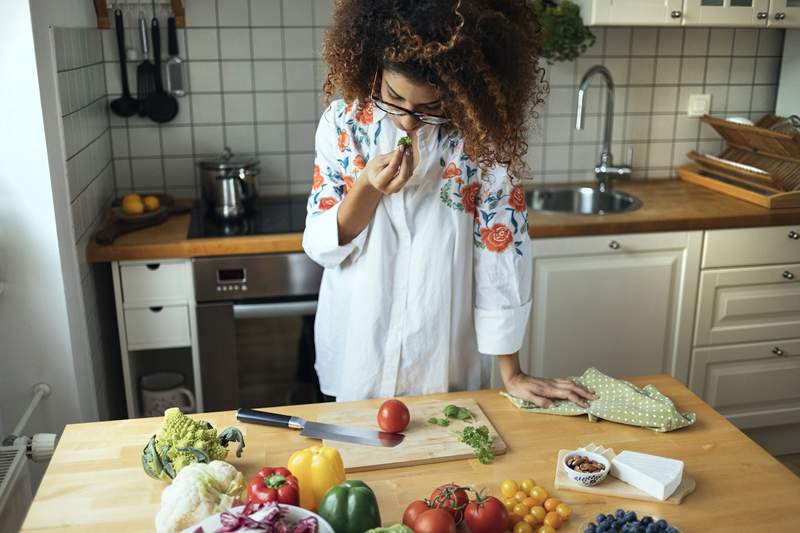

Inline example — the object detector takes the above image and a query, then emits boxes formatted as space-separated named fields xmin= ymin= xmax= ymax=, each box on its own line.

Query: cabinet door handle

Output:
xmin=789 ymin=231 xmax=799 ymax=240
xmin=670 ymin=10 xmax=682 ymax=18
xmin=609 ymin=240 xmax=621 ymax=250
xmin=146 ymin=263 xmax=161 ymax=271
xmin=784 ymin=271 xmax=795 ymax=280
xmin=775 ymin=12 xmax=786 ymax=20
xmin=773 ymin=347 xmax=785 ymax=356
xmin=757 ymin=11 xmax=768 ymax=19
xmin=149 ymin=306 xmax=164 ymax=312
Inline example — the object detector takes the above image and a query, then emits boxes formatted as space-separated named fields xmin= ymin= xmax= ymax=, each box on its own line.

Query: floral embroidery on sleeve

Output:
xmin=471 ymin=184 xmax=529 ymax=256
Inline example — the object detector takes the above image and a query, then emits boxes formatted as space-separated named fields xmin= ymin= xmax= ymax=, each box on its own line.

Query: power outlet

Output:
xmin=687 ymin=94 xmax=711 ymax=118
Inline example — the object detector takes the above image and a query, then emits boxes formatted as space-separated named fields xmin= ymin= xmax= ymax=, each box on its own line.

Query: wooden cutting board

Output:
xmin=317 ymin=399 xmax=507 ymax=472
xmin=553 ymin=449 xmax=696 ymax=504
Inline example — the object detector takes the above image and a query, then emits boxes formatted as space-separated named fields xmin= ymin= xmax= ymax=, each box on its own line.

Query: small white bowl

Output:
xmin=184 ymin=504 xmax=334 ymax=533
xmin=563 ymin=450 xmax=610 ymax=487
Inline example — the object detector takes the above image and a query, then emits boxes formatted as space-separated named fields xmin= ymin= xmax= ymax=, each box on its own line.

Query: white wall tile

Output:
xmin=706 ymin=57 xmax=731 ymax=85
xmin=225 ymin=124 xmax=257 ymax=153
xmin=672 ymin=141 xmax=697 ymax=166
xmin=129 ymin=127 xmax=162 ymax=157
xmin=657 ymin=28 xmax=683 ymax=55
xmin=751 ymin=85 xmax=777 ymax=112
xmin=283 ymin=28 xmax=314 ymax=59
xmin=604 ymin=28 xmax=631 ymax=55
xmin=114 ymin=159 xmax=133 ymax=190
xmin=545 ymin=87 xmax=574 ymax=115
xmin=222 ymin=61 xmax=254 ymax=91
xmin=224 ymin=93 xmax=255 ymax=122
xmin=730 ymin=57 xmax=755 ymax=84
xmin=192 ymin=93 xmax=224 ymax=123
xmin=288 ymin=153 xmax=315 ymax=181
xmin=111 ymin=127 xmax=129 ymax=157
xmin=625 ymin=115 xmax=651 ymax=142
xmin=545 ymin=116 xmax=572 ymax=144
xmin=727 ymin=86 xmax=753 ymax=112
xmin=654 ymin=57 xmax=680 ymax=85
xmin=218 ymin=0 xmax=250 ymax=27
xmin=189 ymin=61 xmax=222 ymax=92
xmin=282 ymin=0 xmax=312 ymax=26
xmin=193 ymin=125 xmax=225 ymax=154
xmin=543 ymin=145 xmax=571 ymax=172
xmin=631 ymin=28 xmax=657 ymax=57
xmin=254 ymin=61 xmax=285 ymax=90
xmin=705 ymin=85 xmax=728 ymax=114
xmin=256 ymin=92 xmax=286 ymax=121
xmin=583 ymin=27 xmax=605 ymax=57
xmin=683 ymin=29 xmax=709 ymax=57
xmin=285 ymin=60 xmax=316 ymax=90
xmin=627 ymin=87 xmax=653 ymax=113
xmin=648 ymin=142 xmax=673 ymax=167
xmin=288 ymin=122 xmax=315 ymax=152
xmin=650 ymin=115 xmax=676 ymax=141
xmin=680 ymin=57 xmax=706 ymax=84
xmin=258 ymin=153 xmax=288 ymax=180
xmin=131 ymin=158 xmax=164 ymax=189
xmin=252 ymin=28 xmax=283 ymax=58
xmin=708 ymin=28 xmax=734 ymax=55
xmin=755 ymin=57 xmax=780 ymax=84
xmin=186 ymin=0 xmax=218 ymax=27
xmin=674 ymin=116 xmax=699 ymax=140
xmin=286 ymin=92 xmax=316 ymax=121
xmin=677 ymin=85 xmax=703 ymax=113
xmin=220 ymin=28 xmax=251 ymax=59
xmin=733 ymin=28 xmax=758 ymax=55
xmin=652 ymin=86 xmax=678 ymax=113
xmin=162 ymin=126 xmax=193 ymax=156
xmin=758 ymin=29 xmax=784 ymax=56
xmin=250 ymin=0 xmax=282 ymax=26
xmin=187 ymin=29 xmax=220 ymax=59
xmin=629 ymin=58 xmax=655 ymax=85
xmin=257 ymin=124 xmax=288 ymax=152
xmin=313 ymin=0 xmax=335 ymax=26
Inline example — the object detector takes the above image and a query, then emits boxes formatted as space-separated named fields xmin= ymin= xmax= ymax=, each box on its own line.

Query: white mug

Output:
xmin=140 ymin=372 xmax=196 ymax=417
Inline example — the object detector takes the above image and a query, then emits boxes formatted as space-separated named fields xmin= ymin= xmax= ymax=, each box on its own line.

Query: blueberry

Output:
xmin=641 ymin=517 xmax=654 ymax=526
xmin=656 ymin=519 xmax=668 ymax=529
xmin=624 ymin=511 xmax=638 ymax=523
xmin=616 ymin=509 xmax=626 ymax=518
xmin=597 ymin=514 xmax=607 ymax=523
xmin=645 ymin=524 xmax=659 ymax=533
xmin=597 ymin=525 xmax=609 ymax=533
xmin=608 ymin=514 xmax=616 ymax=522
xmin=584 ymin=527 xmax=597 ymax=533
xmin=665 ymin=528 xmax=679 ymax=533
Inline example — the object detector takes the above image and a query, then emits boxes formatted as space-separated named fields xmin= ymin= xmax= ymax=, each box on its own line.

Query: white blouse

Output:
xmin=303 ymin=100 xmax=532 ymax=401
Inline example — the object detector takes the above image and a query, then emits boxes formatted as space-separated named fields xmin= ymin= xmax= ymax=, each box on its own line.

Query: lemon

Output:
xmin=143 ymin=195 xmax=160 ymax=212
xmin=122 ymin=193 xmax=142 ymax=204
xmin=121 ymin=197 xmax=144 ymax=215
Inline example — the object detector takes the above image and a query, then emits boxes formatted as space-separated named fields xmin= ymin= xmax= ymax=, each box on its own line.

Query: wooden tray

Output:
xmin=317 ymin=399 xmax=507 ymax=472
xmin=678 ymin=164 xmax=800 ymax=209
xmin=553 ymin=449 xmax=696 ymax=505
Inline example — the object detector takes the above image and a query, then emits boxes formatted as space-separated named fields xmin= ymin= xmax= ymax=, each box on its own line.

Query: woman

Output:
xmin=303 ymin=0 xmax=595 ymax=408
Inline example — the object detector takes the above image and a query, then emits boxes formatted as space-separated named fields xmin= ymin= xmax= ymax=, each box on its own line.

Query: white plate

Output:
xmin=183 ymin=504 xmax=334 ymax=533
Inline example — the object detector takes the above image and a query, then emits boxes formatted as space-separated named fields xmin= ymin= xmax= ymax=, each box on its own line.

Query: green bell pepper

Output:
xmin=366 ymin=526 xmax=412 ymax=533
xmin=317 ymin=480 xmax=381 ymax=533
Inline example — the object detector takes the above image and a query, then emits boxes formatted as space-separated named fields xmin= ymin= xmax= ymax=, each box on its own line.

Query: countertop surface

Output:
xmin=87 ymin=179 xmax=800 ymax=263
xmin=21 ymin=375 xmax=800 ymax=532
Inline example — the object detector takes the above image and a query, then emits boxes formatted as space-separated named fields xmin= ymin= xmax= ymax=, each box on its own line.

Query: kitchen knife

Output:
xmin=236 ymin=408 xmax=405 ymax=447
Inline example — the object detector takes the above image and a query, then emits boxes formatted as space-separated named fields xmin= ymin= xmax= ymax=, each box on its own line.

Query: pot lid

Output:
xmin=198 ymin=146 xmax=260 ymax=170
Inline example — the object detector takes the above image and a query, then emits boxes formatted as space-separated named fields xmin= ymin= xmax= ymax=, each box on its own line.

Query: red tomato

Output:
xmin=413 ymin=508 xmax=456 ymax=533
xmin=430 ymin=483 xmax=469 ymax=524
xmin=377 ymin=399 xmax=410 ymax=433
xmin=464 ymin=496 xmax=509 ymax=533
xmin=402 ymin=499 xmax=431 ymax=527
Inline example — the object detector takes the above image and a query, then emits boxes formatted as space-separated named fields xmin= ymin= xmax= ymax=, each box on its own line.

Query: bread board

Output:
xmin=554 ymin=449 xmax=696 ymax=505
xmin=317 ymin=399 xmax=507 ymax=472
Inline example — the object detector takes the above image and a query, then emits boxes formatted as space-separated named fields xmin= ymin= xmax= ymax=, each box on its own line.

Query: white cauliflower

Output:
xmin=155 ymin=460 xmax=245 ymax=533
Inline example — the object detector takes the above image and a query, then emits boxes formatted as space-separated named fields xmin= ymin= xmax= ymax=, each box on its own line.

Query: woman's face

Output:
xmin=380 ymin=69 xmax=442 ymax=132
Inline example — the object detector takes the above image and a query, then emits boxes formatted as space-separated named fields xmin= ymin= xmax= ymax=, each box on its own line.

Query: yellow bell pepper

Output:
xmin=287 ymin=445 xmax=345 ymax=511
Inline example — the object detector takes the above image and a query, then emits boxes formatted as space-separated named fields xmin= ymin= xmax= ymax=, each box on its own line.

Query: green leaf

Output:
xmin=455 ymin=425 xmax=495 ymax=464
xmin=443 ymin=404 xmax=475 ymax=422
xmin=428 ymin=417 xmax=450 ymax=427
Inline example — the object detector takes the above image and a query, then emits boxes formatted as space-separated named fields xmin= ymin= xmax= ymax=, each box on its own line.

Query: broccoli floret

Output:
xmin=397 ymin=136 xmax=411 ymax=148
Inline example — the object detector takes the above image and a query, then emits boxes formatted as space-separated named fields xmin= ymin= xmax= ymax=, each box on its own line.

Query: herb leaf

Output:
xmin=443 ymin=404 xmax=474 ymax=422
xmin=428 ymin=417 xmax=450 ymax=427
xmin=455 ymin=425 xmax=495 ymax=464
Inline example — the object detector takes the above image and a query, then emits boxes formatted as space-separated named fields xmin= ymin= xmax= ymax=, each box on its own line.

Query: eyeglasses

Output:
xmin=369 ymin=69 xmax=450 ymax=125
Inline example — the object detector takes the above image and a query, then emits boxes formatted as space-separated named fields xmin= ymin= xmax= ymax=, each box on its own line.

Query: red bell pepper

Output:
xmin=247 ymin=467 xmax=300 ymax=506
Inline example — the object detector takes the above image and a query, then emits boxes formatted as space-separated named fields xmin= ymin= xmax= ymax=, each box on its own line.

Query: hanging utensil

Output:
xmin=109 ymin=9 xmax=138 ymax=117
xmin=136 ymin=5 xmax=156 ymax=116
xmin=144 ymin=17 xmax=179 ymax=123
xmin=165 ymin=15 xmax=186 ymax=97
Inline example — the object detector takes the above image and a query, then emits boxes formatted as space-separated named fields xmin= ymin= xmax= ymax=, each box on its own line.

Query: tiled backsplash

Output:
xmin=102 ymin=0 xmax=784 ymax=195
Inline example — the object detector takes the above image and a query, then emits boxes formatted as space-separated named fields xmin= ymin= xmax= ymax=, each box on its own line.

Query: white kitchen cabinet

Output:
xmin=682 ymin=0 xmax=770 ymax=26
xmin=576 ymin=0 xmax=685 ymax=26
xmin=768 ymin=0 xmax=800 ymax=27
xmin=525 ymin=231 xmax=702 ymax=383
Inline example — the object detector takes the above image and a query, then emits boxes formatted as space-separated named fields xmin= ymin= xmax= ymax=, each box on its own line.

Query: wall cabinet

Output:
xmin=523 ymin=231 xmax=702 ymax=383
xmin=577 ymin=0 xmax=800 ymax=27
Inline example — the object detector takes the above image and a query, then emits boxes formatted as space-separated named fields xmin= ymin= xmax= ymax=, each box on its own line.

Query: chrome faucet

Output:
xmin=576 ymin=65 xmax=631 ymax=193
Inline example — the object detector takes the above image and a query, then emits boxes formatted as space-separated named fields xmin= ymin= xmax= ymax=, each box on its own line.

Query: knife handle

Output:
xmin=236 ymin=409 xmax=303 ymax=429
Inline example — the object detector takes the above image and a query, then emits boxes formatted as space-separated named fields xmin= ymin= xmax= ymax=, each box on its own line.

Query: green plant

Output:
xmin=532 ymin=0 xmax=596 ymax=63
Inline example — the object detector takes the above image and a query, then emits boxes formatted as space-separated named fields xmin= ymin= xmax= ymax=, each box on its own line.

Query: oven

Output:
xmin=193 ymin=253 xmax=324 ymax=411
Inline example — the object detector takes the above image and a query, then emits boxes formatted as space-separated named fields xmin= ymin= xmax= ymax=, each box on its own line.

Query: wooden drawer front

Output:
xmin=702 ymin=225 xmax=800 ymax=268
xmin=533 ymin=231 xmax=696 ymax=258
xmin=691 ymin=340 xmax=800 ymax=429
xmin=120 ymin=261 xmax=189 ymax=306
xmin=695 ymin=264 xmax=800 ymax=346
xmin=124 ymin=305 xmax=191 ymax=350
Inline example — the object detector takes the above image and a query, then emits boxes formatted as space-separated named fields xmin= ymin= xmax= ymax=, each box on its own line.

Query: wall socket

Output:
xmin=687 ymin=94 xmax=712 ymax=117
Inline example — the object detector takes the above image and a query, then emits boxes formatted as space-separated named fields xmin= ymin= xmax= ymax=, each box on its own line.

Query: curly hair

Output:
xmin=321 ymin=0 xmax=547 ymax=179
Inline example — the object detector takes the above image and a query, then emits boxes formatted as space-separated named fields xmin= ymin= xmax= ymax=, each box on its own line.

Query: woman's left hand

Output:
xmin=503 ymin=372 xmax=597 ymax=409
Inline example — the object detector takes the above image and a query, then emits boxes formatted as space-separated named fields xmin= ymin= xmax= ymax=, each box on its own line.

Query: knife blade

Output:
xmin=236 ymin=408 xmax=405 ymax=447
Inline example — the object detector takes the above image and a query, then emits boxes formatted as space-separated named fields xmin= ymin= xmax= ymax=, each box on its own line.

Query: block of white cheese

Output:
xmin=610 ymin=450 xmax=684 ymax=501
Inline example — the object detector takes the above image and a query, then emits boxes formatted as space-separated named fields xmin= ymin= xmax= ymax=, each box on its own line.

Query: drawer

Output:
xmin=532 ymin=231 xmax=699 ymax=258
xmin=690 ymin=340 xmax=800 ymax=429
xmin=124 ymin=305 xmax=191 ymax=350
xmin=694 ymin=264 xmax=800 ymax=346
xmin=702 ymin=225 xmax=800 ymax=268
xmin=120 ymin=260 xmax=190 ymax=306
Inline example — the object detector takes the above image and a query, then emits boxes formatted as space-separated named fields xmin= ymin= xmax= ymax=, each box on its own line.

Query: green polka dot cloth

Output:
xmin=501 ymin=367 xmax=696 ymax=432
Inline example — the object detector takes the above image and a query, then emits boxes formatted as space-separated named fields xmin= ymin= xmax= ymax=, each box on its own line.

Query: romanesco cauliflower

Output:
xmin=142 ymin=407 xmax=245 ymax=481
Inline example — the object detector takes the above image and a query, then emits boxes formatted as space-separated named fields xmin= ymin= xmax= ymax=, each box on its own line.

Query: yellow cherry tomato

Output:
xmin=520 ymin=478 xmax=537 ymax=493
xmin=543 ymin=498 xmax=562 ymax=512
xmin=504 ymin=498 xmax=517 ymax=513
xmin=544 ymin=511 xmax=563 ymax=529
xmin=500 ymin=479 xmax=520 ymax=498
xmin=513 ymin=503 xmax=530 ymax=517
xmin=537 ymin=526 xmax=557 ymax=533
xmin=523 ymin=513 xmax=538 ymax=525
xmin=530 ymin=486 xmax=548 ymax=502
xmin=522 ymin=497 xmax=539 ymax=508
xmin=555 ymin=502 xmax=572 ymax=520
xmin=530 ymin=506 xmax=547 ymax=523
xmin=509 ymin=513 xmax=523 ymax=526
xmin=514 ymin=490 xmax=528 ymax=503
xmin=514 ymin=522 xmax=534 ymax=533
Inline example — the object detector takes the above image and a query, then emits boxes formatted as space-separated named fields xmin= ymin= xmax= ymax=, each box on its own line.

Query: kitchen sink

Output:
xmin=527 ymin=187 xmax=641 ymax=215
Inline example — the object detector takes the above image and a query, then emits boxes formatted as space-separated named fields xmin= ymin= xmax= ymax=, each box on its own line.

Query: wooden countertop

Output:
xmin=87 ymin=180 xmax=800 ymax=262
xmin=22 ymin=376 xmax=800 ymax=532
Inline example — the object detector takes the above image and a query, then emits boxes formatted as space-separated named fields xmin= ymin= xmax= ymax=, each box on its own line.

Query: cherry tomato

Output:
xmin=377 ymin=399 xmax=410 ymax=433
xmin=530 ymin=506 xmax=547 ymax=523
xmin=520 ymin=479 xmax=537 ymax=493
xmin=514 ymin=490 xmax=528 ymax=502
xmin=513 ymin=503 xmax=530 ymax=517
xmin=463 ymin=495 xmax=509 ymax=533
xmin=523 ymin=514 xmax=537 ymax=525
xmin=513 ymin=522 xmax=534 ymax=533
xmin=509 ymin=514 xmax=523 ymax=526
xmin=555 ymin=503 xmax=571 ymax=520
xmin=430 ymin=484 xmax=469 ymax=524
xmin=403 ymin=499 xmax=431 ymax=528
xmin=522 ymin=497 xmax=539 ymax=509
xmin=537 ymin=526 xmax=556 ymax=533
xmin=544 ymin=511 xmax=563 ymax=529
xmin=500 ymin=479 xmax=519 ymax=498
xmin=543 ymin=498 xmax=561 ymax=512
xmin=530 ymin=486 xmax=548 ymax=502
xmin=414 ymin=508 xmax=456 ymax=533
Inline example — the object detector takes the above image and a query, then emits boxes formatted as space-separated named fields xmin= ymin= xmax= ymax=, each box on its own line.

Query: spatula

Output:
xmin=143 ymin=17 xmax=178 ymax=123
xmin=136 ymin=10 xmax=156 ymax=116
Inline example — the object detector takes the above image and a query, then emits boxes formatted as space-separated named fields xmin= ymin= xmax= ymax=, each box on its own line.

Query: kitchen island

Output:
xmin=21 ymin=375 xmax=800 ymax=532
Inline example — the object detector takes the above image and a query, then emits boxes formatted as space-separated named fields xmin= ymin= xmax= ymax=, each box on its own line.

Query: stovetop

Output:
xmin=188 ymin=195 xmax=308 ymax=239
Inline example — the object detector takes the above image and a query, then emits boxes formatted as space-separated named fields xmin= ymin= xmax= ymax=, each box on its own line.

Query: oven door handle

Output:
xmin=232 ymin=300 xmax=318 ymax=319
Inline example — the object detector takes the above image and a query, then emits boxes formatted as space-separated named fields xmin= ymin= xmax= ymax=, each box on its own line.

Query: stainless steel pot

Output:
xmin=198 ymin=147 xmax=260 ymax=219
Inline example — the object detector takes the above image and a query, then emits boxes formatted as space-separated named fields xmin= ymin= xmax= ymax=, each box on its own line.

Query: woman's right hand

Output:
xmin=364 ymin=146 xmax=413 ymax=194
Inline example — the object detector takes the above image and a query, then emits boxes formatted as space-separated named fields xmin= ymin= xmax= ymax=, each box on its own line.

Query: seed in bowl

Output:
xmin=566 ymin=454 xmax=606 ymax=473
